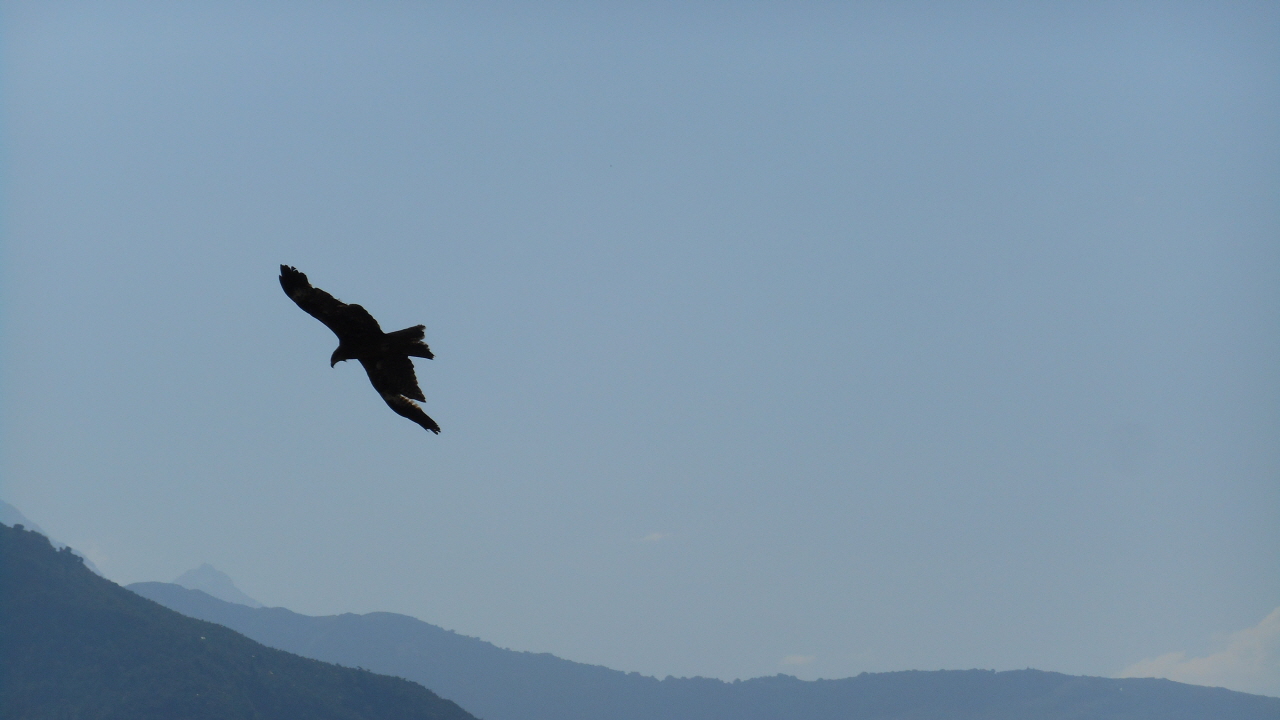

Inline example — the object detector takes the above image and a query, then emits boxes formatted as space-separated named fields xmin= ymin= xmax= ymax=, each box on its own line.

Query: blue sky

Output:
xmin=3 ymin=1 xmax=1278 ymax=694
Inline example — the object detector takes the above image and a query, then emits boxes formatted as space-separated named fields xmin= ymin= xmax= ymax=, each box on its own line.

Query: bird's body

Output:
xmin=279 ymin=265 xmax=440 ymax=434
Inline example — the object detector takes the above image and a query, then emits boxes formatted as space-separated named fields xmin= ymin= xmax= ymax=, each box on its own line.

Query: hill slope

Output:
xmin=0 ymin=523 xmax=476 ymax=720
xmin=131 ymin=580 xmax=1280 ymax=720
xmin=0 ymin=499 xmax=105 ymax=575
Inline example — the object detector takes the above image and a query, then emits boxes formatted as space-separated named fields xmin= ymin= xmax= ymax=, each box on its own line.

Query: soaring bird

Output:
xmin=279 ymin=265 xmax=440 ymax=434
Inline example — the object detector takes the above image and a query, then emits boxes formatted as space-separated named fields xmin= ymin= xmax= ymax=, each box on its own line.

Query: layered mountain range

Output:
xmin=130 ymin=579 xmax=1280 ymax=720
xmin=0 ymin=523 xmax=475 ymax=720
xmin=3 ymin=502 xmax=1276 ymax=720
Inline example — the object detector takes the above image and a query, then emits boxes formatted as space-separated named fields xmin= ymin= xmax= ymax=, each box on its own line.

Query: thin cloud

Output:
xmin=1118 ymin=607 xmax=1280 ymax=698
xmin=639 ymin=532 xmax=668 ymax=542
xmin=782 ymin=655 xmax=815 ymax=666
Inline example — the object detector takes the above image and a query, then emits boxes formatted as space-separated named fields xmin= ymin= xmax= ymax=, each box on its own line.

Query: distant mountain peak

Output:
xmin=173 ymin=562 xmax=263 ymax=608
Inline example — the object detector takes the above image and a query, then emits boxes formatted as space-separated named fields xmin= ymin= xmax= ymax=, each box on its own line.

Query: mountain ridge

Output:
xmin=0 ymin=523 xmax=477 ymax=720
xmin=0 ymin=499 xmax=105 ymax=576
xmin=130 ymin=580 xmax=1280 ymax=720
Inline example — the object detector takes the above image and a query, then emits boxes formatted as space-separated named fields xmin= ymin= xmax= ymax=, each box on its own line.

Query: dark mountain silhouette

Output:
xmin=0 ymin=498 xmax=105 ymax=576
xmin=130 ymin=581 xmax=1280 ymax=720
xmin=0 ymin=523 xmax=475 ymax=720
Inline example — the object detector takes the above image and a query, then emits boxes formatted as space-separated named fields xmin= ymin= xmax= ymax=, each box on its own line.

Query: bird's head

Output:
xmin=330 ymin=347 xmax=352 ymax=367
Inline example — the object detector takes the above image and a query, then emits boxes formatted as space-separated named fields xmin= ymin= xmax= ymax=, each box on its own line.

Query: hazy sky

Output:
xmin=3 ymin=0 xmax=1277 ymax=695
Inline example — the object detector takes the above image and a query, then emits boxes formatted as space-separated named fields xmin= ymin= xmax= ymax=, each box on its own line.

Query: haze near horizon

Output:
xmin=2 ymin=0 xmax=1277 ymax=696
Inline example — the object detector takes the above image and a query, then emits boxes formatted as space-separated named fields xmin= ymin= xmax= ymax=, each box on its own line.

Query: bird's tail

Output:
xmin=388 ymin=325 xmax=434 ymax=359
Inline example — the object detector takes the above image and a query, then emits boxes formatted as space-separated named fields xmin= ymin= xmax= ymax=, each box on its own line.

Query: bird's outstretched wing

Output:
xmin=279 ymin=265 xmax=382 ymax=339
xmin=361 ymin=357 xmax=440 ymax=434
xmin=361 ymin=356 xmax=425 ymax=401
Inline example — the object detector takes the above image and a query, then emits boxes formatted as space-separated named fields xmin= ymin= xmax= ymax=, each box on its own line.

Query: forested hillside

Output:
xmin=0 ymin=523 xmax=476 ymax=720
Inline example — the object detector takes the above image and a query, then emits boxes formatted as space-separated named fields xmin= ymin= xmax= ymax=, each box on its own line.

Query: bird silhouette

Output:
xmin=280 ymin=265 xmax=440 ymax=434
